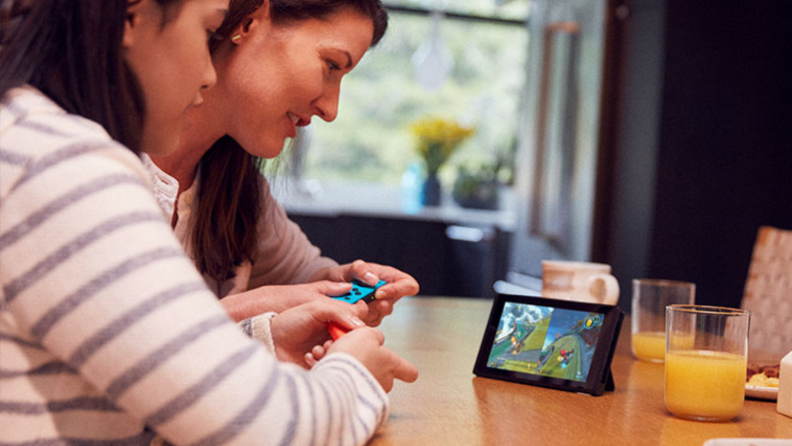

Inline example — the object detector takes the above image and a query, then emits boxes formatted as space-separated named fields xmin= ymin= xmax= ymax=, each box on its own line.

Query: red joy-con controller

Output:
xmin=327 ymin=321 xmax=349 ymax=340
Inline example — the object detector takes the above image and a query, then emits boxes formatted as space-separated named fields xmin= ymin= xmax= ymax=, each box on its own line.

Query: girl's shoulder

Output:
xmin=1 ymin=85 xmax=116 ymax=151
xmin=0 ymin=86 xmax=144 ymax=200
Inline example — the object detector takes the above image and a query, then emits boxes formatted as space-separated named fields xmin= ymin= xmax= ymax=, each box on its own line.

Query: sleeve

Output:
xmin=239 ymin=312 xmax=277 ymax=354
xmin=0 ymin=142 xmax=387 ymax=445
xmin=247 ymin=176 xmax=338 ymax=289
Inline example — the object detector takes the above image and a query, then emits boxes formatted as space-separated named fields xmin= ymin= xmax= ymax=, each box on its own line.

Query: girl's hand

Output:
xmin=310 ymin=260 xmax=420 ymax=326
xmin=304 ymin=339 xmax=333 ymax=368
xmin=270 ymin=299 xmax=367 ymax=368
xmin=325 ymin=327 xmax=418 ymax=392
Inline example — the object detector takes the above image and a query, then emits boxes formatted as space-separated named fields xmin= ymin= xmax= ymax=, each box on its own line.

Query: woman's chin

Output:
xmin=242 ymin=139 xmax=286 ymax=159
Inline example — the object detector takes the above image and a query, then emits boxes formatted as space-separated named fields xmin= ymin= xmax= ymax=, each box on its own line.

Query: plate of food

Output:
xmin=745 ymin=363 xmax=779 ymax=401
xmin=704 ymin=440 xmax=792 ymax=446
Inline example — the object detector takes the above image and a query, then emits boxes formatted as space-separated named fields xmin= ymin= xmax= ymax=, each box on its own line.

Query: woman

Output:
xmin=0 ymin=0 xmax=416 ymax=443
xmin=148 ymin=0 xmax=420 ymax=325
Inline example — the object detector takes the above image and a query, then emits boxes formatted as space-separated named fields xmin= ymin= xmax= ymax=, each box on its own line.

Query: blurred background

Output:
xmin=272 ymin=0 xmax=792 ymax=313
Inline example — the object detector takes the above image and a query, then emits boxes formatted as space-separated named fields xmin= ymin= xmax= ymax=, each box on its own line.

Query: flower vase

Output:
xmin=421 ymin=172 xmax=441 ymax=206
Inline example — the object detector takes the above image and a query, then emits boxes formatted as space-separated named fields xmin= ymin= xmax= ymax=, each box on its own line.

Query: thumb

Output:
xmin=311 ymin=300 xmax=365 ymax=330
xmin=314 ymin=280 xmax=353 ymax=297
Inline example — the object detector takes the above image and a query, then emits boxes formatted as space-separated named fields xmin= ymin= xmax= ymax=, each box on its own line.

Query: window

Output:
xmin=298 ymin=1 xmax=530 ymax=187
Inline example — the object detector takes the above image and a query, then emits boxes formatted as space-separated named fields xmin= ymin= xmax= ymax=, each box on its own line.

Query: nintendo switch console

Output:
xmin=473 ymin=293 xmax=623 ymax=396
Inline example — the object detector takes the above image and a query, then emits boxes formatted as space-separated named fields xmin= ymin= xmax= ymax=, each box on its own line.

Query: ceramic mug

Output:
xmin=541 ymin=260 xmax=620 ymax=305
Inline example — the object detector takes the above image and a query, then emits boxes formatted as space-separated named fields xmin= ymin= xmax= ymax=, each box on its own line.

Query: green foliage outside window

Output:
xmin=302 ymin=7 xmax=528 ymax=186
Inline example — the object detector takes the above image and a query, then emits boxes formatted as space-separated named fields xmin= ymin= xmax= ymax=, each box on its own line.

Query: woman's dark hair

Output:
xmin=0 ymin=0 xmax=183 ymax=154
xmin=194 ymin=0 xmax=389 ymax=283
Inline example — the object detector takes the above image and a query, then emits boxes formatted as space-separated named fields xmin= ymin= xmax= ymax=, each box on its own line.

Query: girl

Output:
xmin=0 ymin=0 xmax=416 ymax=443
xmin=148 ymin=0 xmax=420 ymax=326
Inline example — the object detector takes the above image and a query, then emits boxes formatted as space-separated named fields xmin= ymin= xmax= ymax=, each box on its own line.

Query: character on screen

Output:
xmin=536 ymin=312 xmax=603 ymax=382
xmin=488 ymin=303 xmax=552 ymax=373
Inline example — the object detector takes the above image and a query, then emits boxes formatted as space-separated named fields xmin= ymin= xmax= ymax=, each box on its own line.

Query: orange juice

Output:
xmin=633 ymin=332 xmax=695 ymax=362
xmin=665 ymin=350 xmax=746 ymax=421
xmin=632 ymin=331 xmax=666 ymax=362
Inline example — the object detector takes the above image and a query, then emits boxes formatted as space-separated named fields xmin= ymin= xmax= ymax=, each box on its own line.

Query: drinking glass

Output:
xmin=631 ymin=279 xmax=695 ymax=362
xmin=664 ymin=305 xmax=751 ymax=421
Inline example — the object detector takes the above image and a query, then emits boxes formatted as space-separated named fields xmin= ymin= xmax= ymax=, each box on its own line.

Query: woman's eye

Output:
xmin=327 ymin=60 xmax=341 ymax=71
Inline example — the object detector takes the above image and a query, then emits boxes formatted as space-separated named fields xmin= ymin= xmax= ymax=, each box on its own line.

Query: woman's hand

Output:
xmin=270 ymin=299 xmax=368 ymax=367
xmin=221 ymin=281 xmax=353 ymax=322
xmin=325 ymin=327 xmax=419 ymax=392
xmin=310 ymin=260 xmax=420 ymax=326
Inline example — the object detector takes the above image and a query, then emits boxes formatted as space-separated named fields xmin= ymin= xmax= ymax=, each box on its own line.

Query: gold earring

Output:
xmin=230 ymin=34 xmax=242 ymax=43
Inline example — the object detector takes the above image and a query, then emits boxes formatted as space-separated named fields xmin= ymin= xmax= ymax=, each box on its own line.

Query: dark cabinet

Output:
xmin=288 ymin=213 xmax=509 ymax=298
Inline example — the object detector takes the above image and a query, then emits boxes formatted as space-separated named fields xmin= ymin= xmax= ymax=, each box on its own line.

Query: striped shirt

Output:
xmin=0 ymin=86 xmax=388 ymax=445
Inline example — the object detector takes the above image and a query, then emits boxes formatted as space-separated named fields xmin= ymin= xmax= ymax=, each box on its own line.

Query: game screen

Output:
xmin=486 ymin=302 xmax=605 ymax=382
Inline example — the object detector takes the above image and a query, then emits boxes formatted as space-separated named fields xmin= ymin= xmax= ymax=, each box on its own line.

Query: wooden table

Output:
xmin=371 ymin=297 xmax=791 ymax=446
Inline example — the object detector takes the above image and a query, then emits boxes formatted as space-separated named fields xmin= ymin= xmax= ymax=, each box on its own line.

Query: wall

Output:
xmin=607 ymin=0 xmax=665 ymax=310
xmin=609 ymin=0 xmax=792 ymax=311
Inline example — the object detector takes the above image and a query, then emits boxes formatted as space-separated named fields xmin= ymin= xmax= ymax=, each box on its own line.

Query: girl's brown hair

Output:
xmin=193 ymin=0 xmax=388 ymax=283
xmin=0 ymin=0 xmax=185 ymax=154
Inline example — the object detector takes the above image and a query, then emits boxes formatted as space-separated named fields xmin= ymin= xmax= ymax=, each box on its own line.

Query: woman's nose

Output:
xmin=313 ymin=84 xmax=340 ymax=122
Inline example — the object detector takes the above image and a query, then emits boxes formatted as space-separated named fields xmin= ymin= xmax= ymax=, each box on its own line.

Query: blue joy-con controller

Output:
xmin=331 ymin=279 xmax=387 ymax=304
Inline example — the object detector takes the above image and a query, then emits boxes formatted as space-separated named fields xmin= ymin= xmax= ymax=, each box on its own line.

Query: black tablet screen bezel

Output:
xmin=473 ymin=293 xmax=624 ymax=396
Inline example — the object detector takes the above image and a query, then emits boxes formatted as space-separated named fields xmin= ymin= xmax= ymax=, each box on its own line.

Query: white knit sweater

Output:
xmin=140 ymin=156 xmax=338 ymax=298
xmin=0 ymin=86 xmax=388 ymax=445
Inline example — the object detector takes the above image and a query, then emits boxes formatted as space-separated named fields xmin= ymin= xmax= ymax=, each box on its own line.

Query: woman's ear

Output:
xmin=230 ymin=0 xmax=270 ymax=44
xmin=123 ymin=0 xmax=152 ymax=48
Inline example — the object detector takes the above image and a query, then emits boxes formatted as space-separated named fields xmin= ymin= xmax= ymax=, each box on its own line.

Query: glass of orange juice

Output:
xmin=631 ymin=279 xmax=695 ymax=362
xmin=664 ymin=305 xmax=750 ymax=422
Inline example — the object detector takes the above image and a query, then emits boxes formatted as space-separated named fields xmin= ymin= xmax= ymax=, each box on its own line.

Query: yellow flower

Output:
xmin=411 ymin=117 xmax=474 ymax=174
